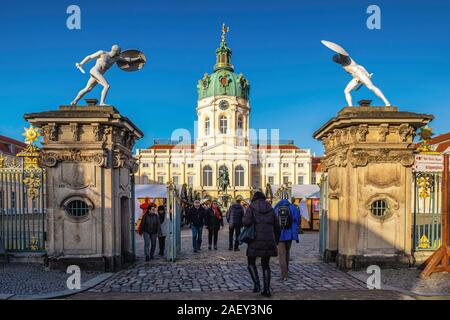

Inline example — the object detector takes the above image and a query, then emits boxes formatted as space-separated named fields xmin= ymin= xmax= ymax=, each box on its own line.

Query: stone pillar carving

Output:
xmin=24 ymin=105 xmax=143 ymax=271
xmin=313 ymin=106 xmax=432 ymax=270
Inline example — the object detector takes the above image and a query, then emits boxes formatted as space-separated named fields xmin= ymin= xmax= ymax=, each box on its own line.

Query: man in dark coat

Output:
xmin=242 ymin=191 xmax=280 ymax=297
xmin=187 ymin=200 xmax=207 ymax=253
xmin=139 ymin=203 xmax=161 ymax=261
xmin=226 ymin=199 xmax=244 ymax=251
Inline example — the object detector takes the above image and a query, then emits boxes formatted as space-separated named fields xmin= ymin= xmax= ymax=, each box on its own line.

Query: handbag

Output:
xmin=238 ymin=211 xmax=256 ymax=244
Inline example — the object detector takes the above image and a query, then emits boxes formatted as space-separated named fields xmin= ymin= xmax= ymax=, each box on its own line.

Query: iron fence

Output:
xmin=412 ymin=172 xmax=442 ymax=251
xmin=0 ymin=166 xmax=46 ymax=252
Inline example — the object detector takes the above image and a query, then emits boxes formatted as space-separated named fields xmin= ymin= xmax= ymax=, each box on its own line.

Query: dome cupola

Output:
xmin=197 ymin=24 xmax=250 ymax=101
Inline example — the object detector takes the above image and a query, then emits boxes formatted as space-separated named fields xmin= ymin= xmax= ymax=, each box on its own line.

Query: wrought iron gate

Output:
xmin=0 ymin=126 xmax=46 ymax=253
xmin=0 ymin=158 xmax=46 ymax=252
xmin=412 ymin=172 xmax=442 ymax=251
xmin=319 ymin=174 xmax=328 ymax=258
xmin=167 ymin=184 xmax=182 ymax=262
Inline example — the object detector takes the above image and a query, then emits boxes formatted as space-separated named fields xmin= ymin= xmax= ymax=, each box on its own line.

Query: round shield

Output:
xmin=321 ymin=40 xmax=349 ymax=56
xmin=117 ymin=49 xmax=147 ymax=72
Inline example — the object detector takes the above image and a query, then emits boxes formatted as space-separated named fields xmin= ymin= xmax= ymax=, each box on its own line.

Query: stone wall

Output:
xmin=314 ymin=106 xmax=433 ymax=269
xmin=24 ymin=105 xmax=143 ymax=271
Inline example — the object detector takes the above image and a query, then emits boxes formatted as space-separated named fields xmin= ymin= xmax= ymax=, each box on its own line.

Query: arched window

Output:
xmin=205 ymin=117 xmax=210 ymax=136
xmin=203 ymin=165 xmax=213 ymax=186
xmin=237 ymin=116 xmax=244 ymax=136
xmin=235 ymin=165 xmax=245 ymax=187
xmin=220 ymin=115 xmax=228 ymax=134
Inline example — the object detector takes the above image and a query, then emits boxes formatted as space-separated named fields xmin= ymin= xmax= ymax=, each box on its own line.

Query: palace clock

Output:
xmin=219 ymin=100 xmax=229 ymax=111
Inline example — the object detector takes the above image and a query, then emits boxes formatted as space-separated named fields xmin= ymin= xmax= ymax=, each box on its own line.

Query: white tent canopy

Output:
xmin=292 ymin=184 xmax=320 ymax=199
xmin=135 ymin=184 xmax=186 ymax=199
xmin=135 ymin=184 xmax=169 ymax=199
xmin=267 ymin=184 xmax=320 ymax=199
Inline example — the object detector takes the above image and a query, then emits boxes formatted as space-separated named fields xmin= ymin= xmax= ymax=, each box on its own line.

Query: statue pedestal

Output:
xmin=314 ymin=106 xmax=433 ymax=270
xmin=24 ymin=105 xmax=143 ymax=271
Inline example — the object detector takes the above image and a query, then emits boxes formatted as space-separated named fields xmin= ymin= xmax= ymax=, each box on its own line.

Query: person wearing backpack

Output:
xmin=242 ymin=191 xmax=281 ymax=297
xmin=274 ymin=195 xmax=301 ymax=281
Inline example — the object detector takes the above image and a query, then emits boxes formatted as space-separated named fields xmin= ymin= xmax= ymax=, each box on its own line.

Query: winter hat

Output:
xmin=251 ymin=191 xmax=266 ymax=202
xmin=140 ymin=197 xmax=150 ymax=210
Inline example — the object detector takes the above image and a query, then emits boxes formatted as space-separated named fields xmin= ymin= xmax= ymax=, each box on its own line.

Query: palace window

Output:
xmin=235 ymin=165 xmax=245 ymax=187
xmin=141 ymin=174 xmax=149 ymax=184
xmin=187 ymin=176 xmax=194 ymax=187
xmin=297 ymin=176 xmax=304 ymax=185
xmin=268 ymin=176 xmax=274 ymax=185
xmin=283 ymin=163 xmax=289 ymax=168
xmin=268 ymin=163 xmax=274 ymax=168
xmin=283 ymin=176 xmax=290 ymax=184
xmin=205 ymin=117 xmax=210 ymax=136
xmin=142 ymin=163 xmax=149 ymax=168
xmin=157 ymin=176 xmax=164 ymax=184
xmin=237 ymin=116 xmax=244 ymax=136
xmin=187 ymin=163 xmax=194 ymax=168
xmin=219 ymin=115 xmax=228 ymax=134
xmin=298 ymin=162 xmax=304 ymax=168
xmin=173 ymin=163 xmax=179 ymax=168
xmin=157 ymin=163 xmax=164 ymax=168
xmin=203 ymin=165 xmax=213 ymax=186
xmin=237 ymin=116 xmax=243 ymax=130
xmin=172 ymin=176 xmax=179 ymax=185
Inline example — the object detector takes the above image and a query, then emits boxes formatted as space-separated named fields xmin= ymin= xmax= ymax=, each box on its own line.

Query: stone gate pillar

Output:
xmin=313 ymin=104 xmax=432 ymax=269
xmin=24 ymin=104 xmax=143 ymax=271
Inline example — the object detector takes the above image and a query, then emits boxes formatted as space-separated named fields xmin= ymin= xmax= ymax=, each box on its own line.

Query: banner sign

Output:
xmin=413 ymin=154 xmax=445 ymax=172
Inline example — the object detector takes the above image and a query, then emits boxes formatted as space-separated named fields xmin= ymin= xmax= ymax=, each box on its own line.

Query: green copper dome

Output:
xmin=197 ymin=24 xmax=250 ymax=101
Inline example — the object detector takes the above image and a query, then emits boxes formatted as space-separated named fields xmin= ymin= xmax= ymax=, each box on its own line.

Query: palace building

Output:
xmin=0 ymin=134 xmax=26 ymax=165
xmin=135 ymin=26 xmax=312 ymax=199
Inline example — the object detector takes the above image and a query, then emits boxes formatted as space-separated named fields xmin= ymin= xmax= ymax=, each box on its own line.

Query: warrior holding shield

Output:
xmin=321 ymin=40 xmax=390 ymax=107
xmin=71 ymin=44 xmax=146 ymax=106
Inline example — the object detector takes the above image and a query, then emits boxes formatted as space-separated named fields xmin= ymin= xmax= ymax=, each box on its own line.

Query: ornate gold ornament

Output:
xmin=17 ymin=125 xmax=44 ymax=199
xmin=23 ymin=124 xmax=41 ymax=145
xmin=0 ymin=153 xmax=6 ymax=168
xmin=416 ymin=125 xmax=440 ymax=155
xmin=416 ymin=173 xmax=433 ymax=199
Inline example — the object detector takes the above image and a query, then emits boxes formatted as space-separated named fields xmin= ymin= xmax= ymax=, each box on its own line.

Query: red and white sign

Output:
xmin=413 ymin=155 xmax=445 ymax=172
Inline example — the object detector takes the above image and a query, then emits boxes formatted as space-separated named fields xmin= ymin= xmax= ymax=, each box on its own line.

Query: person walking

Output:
xmin=206 ymin=201 xmax=224 ymax=250
xmin=157 ymin=205 xmax=168 ymax=257
xmin=139 ymin=203 xmax=161 ymax=261
xmin=274 ymin=195 xmax=300 ymax=281
xmin=187 ymin=200 xmax=206 ymax=253
xmin=226 ymin=199 xmax=244 ymax=251
xmin=243 ymin=191 xmax=280 ymax=297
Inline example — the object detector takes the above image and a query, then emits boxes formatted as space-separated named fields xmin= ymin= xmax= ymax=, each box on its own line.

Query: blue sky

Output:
xmin=0 ymin=0 xmax=449 ymax=155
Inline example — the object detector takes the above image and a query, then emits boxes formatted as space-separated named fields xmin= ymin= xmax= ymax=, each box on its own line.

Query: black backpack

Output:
xmin=278 ymin=205 xmax=292 ymax=230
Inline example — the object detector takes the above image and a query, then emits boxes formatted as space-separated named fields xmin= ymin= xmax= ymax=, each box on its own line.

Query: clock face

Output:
xmin=219 ymin=100 xmax=229 ymax=111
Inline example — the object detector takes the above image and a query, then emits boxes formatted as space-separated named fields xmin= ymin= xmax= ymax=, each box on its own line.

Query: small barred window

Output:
xmin=66 ymin=200 xmax=89 ymax=218
xmin=371 ymin=200 xmax=388 ymax=217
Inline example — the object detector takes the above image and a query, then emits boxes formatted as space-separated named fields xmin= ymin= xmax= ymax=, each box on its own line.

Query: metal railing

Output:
xmin=412 ymin=172 xmax=442 ymax=251
xmin=0 ymin=167 xmax=46 ymax=252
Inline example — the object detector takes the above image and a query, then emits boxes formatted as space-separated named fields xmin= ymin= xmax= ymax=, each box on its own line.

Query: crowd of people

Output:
xmin=137 ymin=192 xmax=302 ymax=298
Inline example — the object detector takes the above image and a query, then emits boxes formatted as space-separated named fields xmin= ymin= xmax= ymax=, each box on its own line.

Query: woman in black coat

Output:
xmin=242 ymin=191 xmax=280 ymax=297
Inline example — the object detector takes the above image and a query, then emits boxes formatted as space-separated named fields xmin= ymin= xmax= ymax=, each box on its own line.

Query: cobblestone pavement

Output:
xmin=0 ymin=263 xmax=101 ymax=296
xmin=350 ymin=267 xmax=450 ymax=295
xmin=77 ymin=227 xmax=370 ymax=298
